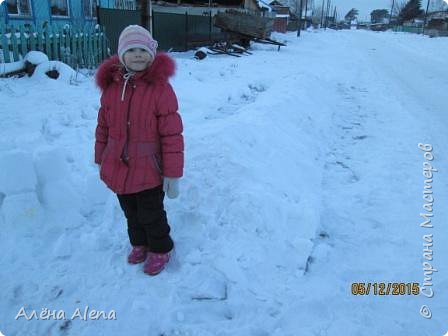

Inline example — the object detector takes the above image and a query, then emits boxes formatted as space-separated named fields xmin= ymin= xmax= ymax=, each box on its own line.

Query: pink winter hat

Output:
xmin=118 ymin=25 xmax=158 ymax=65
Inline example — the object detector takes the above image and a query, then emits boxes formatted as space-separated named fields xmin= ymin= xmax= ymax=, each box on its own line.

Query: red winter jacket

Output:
xmin=94 ymin=53 xmax=184 ymax=195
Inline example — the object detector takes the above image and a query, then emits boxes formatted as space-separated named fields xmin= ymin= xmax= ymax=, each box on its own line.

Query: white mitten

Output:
xmin=163 ymin=177 xmax=180 ymax=199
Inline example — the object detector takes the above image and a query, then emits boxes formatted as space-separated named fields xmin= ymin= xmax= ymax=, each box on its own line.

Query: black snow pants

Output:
xmin=117 ymin=184 xmax=174 ymax=253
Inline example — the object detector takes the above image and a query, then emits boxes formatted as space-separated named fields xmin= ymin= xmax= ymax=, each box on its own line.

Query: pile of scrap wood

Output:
xmin=213 ymin=9 xmax=274 ymax=39
xmin=212 ymin=9 xmax=286 ymax=53
xmin=208 ymin=42 xmax=253 ymax=57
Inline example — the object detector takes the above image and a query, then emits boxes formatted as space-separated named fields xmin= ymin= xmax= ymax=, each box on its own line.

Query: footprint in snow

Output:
xmin=352 ymin=135 xmax=368 ymax=140
xmin=207 ymin=82 xmax=268 ymax=119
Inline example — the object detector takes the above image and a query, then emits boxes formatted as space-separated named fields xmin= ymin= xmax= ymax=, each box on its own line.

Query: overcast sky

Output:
xmin=330 ymin=0 xmax=392 ymax=21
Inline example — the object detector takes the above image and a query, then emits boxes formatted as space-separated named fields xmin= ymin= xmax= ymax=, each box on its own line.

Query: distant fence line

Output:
xmin=392 ymin=25 xmax=424 ymax=34
xmin=0 ymin=24 xmax=109 ymax=68
xmin=391 ymin=25 xmax=448 ymax=37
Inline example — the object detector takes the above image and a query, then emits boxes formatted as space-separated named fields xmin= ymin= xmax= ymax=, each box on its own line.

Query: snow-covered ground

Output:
xmin=1 ymin=29 xmax=447 ymax=336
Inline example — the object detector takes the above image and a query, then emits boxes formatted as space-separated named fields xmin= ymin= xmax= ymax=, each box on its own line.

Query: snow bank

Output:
xmin=32 ymin=60 xmax=76 ymax=83
xmin=24 ymin=51 xmax=49 ymax=65
xmin=0 ymin=150 xmax=37 ymax=195
xmin=0 ymin=29 xmax=447 ymax=336
xmin=0 ymin=60 xmax=25 ymax=76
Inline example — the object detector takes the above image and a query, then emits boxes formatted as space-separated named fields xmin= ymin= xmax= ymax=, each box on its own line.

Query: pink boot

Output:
xmin=128 ymin=245 xmax=147 ymax=264
xmin=143 ymin=251 xmax=171 ymax=276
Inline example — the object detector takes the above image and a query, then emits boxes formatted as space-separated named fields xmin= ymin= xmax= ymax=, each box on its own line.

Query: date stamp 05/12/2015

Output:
xmin=351 ymin=282 xmax=420 ymax=296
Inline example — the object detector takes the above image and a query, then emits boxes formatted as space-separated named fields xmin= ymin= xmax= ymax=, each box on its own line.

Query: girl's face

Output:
xmin=123 ymin=48 xmax=153 ymax=72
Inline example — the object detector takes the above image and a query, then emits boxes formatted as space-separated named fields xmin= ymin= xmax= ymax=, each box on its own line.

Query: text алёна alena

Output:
xmin=15 ymin=306 xmax=117 ymax=321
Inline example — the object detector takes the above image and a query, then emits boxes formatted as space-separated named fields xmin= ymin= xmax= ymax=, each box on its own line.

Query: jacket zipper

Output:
xmin=122 ymin=83 xmax=136 ymax=192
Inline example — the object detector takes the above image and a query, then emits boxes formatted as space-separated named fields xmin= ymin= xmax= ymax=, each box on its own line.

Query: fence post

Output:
xmin=52 ymin=24 xmax=59 ymax=61
xmin=78 ymin=28 xmax=84 ymax=67
xmin=72 ymin=28 xmax=77 ymax=66
xmin=83 ymin=24 xmax=90 ymax=68
xmin=103 ymin=26 xmax=108 ymax=60
xmin=88 ymin=25 xmax=94 ymax=68
xmin=0 ymin=24 xmax=10 ymax=63
xmin=93 ymin=26 xmax=99 ymax=66
xmin=97 ymin=26 xmax=103 ymax=64
xmin=45 ymin=25 xmax=52 ymax=59
xmin=29 ymin=24 xmax=37 ymax=52
xmin=63 ymin=26 xmax=69 ymax=64
xmin=82 ymin=27 xmax=87 ymax=68
xmin=10 ymin=26 xmax=20 ymax=61
xmin=99 ymin=26 xmax=105 ymax=60
xmin=37 ymin=25 xmax=44 ymax=52
xmin=19 ymin=25 xmax=28 ymax=56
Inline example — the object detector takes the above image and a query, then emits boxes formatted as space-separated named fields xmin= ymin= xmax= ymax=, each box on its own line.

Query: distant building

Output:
xmin=428 ymin=0 xmax=448 ymax=12
xmin=0 ymin=0 xmax=278 ymax=28
xmin=270 ymin=0 xmax=289 ymax=32
xmin=426 ymin=10 xmax=448 ymax=29
xmin=1 ymin=0 xmax=99 ymax=27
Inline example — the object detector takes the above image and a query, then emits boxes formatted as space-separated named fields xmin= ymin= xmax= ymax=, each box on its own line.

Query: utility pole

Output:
xmin=389 ymin=0 xmax=395 ymax=25
xmin=141 ymin=0 xmax=147 ymax=27
xmin=297 ymin=0 xmax=303 ymax=36
xmin=320 ymin=0 xmax=325 ymax=27
xmin=333 ymin=6 xmax=336 ymax=26
xmin=324 ymin=0 xmax=331 ymax=29
xmin=140 ymin=0 xmax=154 ymax=34
xmin=209 ymin=0 xmax=212 ymax=44
xmin=423 ymin=0 xmax=431 ymax=33
xmin=304 ymin=0 xmax=309 ymax=29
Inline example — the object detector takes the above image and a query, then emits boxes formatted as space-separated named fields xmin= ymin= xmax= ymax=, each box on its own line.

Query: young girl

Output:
xmin=94 ymin=25 xmax=184 ymax=276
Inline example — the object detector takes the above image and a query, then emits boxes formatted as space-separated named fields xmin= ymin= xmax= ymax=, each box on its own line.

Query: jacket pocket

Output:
xmin=100 ymin=144 xmax=109 ymax=164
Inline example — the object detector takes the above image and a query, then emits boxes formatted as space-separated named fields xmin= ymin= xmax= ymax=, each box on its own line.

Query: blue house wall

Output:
xmin=0 ymin=1 xmax=99 ymax=28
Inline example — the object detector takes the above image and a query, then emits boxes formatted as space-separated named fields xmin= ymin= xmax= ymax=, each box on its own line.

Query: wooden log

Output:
xmin=209 ymin=45 xmax=241 ymax=57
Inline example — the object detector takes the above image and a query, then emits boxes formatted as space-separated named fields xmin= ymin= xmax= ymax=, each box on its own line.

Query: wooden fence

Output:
xmin=0 ymin=24 xmax=110 ymax=69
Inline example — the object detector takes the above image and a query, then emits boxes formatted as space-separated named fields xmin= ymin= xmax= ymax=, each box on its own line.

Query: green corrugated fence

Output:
xmin=392 ymin=25 xmax=424 ymax=34
xmin=0 ymin=23 xmax=110 ymax=69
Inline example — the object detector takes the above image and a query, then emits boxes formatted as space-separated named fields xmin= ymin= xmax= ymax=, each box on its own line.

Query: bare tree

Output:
xmin=344 ymin=8 xmax=359 ymax=22
xmin=391 ymin=0 xmax=407 ymax=16
xmin=312 ymin=5 xmax=324 ymax=24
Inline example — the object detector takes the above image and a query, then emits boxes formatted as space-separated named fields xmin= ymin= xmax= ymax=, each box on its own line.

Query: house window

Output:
xmin=83 ymin=0 xmax=98 ymax=18
xmin=50 ymin=0 xmax=70 ymax=17
xmin=7 ymin=0 xmax=32 ymax=16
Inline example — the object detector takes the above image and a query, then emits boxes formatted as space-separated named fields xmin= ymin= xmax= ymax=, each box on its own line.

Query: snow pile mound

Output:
xmin=24 ymin=51 xmax=49 ymax=65
xmin=0 ymin=60 xmax=25 ymax=76
xmin=32 ymin=60 xmax=76 ymax=82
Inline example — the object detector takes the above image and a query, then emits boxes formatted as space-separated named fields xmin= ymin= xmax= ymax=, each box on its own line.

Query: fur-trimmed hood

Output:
xmin=95 ymin=52 xmax=176 ymax=90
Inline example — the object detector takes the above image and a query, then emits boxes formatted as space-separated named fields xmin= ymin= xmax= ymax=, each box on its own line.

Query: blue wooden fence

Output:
xmin=0 ymin=23 xmax=110 ymax=68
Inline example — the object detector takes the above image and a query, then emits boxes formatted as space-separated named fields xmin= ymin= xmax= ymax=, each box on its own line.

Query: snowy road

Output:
xmin=1 ymin=29 xmax=447 ymax=336
xmin=295 ymin=30 xmax=448 ymax=335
